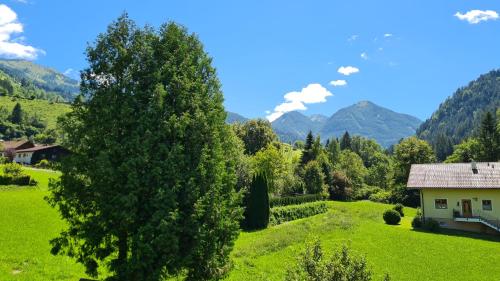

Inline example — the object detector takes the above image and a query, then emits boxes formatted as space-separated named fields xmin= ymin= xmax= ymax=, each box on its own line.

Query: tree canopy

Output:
xmin=47 ymin=15 xmax=242 ymax=281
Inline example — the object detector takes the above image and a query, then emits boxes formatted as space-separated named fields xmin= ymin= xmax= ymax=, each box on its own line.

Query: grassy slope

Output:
xmin=0 ymin=96 xmax=70 ymax=129
xmin=228 ymin=202 xmax=500 ymax=280
xmin=1 ymin=167 xmax=500 ymax=280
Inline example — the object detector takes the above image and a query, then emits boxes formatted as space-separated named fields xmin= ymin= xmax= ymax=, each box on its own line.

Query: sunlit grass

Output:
xmin=2 ymin=166 xmax=500 ymax=280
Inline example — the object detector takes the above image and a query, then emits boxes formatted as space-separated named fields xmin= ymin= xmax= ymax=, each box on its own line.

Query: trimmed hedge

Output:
xmin=0 ymin=175 xmax=37 ymax=186
xmin=383 ymin=209 xmax=401 ymax=225
xmin=270 ymin=201 xmax=328 ymax=225
xmin=269 ymin=194 xmax=324 ymax=208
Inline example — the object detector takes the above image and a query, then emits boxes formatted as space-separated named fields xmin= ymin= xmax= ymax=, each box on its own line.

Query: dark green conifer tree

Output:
xmin=47 ymin=15 xmax=242 ymax=281
xmin=479 ymin=111 xmax=498 ymax=161
xmin=9 ymin=102 xmax=23 ymax=124
xmin=243 ymin=173 xmax=270 ymax=230
xmin=340 ymin=131 xmax=352 ymax=150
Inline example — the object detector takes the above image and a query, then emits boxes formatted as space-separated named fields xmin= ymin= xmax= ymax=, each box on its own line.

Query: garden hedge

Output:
xmin=269 ymin=194 xmax=324 ymax=208
xmin=270 ymin=201 xmax=328 ymax=225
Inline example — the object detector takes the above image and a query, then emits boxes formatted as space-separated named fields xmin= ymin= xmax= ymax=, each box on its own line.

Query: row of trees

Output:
xmin=230 ymin=117 xmax=436 ymax=207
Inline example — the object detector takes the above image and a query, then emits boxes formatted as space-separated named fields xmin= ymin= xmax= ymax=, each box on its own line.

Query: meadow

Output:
xmin=0 ymin=96 xmax=71 ymax=129
xmin=1 ymin=166 xmax=500 ymax=280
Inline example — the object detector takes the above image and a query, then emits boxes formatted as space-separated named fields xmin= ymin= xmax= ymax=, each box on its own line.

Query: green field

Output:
xmin=1 ymin=167 xmax=500 ymax=280
xmin=0 ymin=96 xmax=71 ymax=129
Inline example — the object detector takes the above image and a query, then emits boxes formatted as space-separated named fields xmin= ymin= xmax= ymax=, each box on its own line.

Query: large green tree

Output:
xmin=233 ymin=119 xmax=276 ymax=155
xmin=478 ymin=111 xmax=499 ymax=161
xmin=47 ymin=15 xmax=242 ymax=281
xmin=445 ymin=138 xmax=481 ymax=163
xmin=9 ymin=102 xmax=23 ymax=124
xmin=394 ymin=137 xmax=436 ymax=184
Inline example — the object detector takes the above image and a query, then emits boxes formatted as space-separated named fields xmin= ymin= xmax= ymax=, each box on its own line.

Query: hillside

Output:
xmin=0 ymin=96 xmax=70 ymax=130
xmin=0 ymin=59 xmax=79 ymax=101
xmin=271 ymin=101 xmax=421 ymax=147
xmin=226 ymin=111 xmax=248 ymax=124
xmin=417 ymin=69 xmax=500 ymax=148
xmin=271 ymin=111 xmax=326 ymax=143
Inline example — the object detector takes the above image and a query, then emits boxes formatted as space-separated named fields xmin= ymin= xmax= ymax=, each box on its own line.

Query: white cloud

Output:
xmin=266 ymin=83 xmax=333 ymax=122
xmin=455 ymin=10 xmax=498 ymax=24
xmin=0 ymin=4 xmax=43 ymax=60
xmin=337 ymin=66 xmax=359 ymax=76
xmin=348 ymin=34 xmax=358 ymax=42
xmin=384 ymin=33 xmax=393 ymax=38
xmin=360 ymin=52 xmax=368 ymax=60
xmin=330 ymin=80 xmax=347 ymax=87
xmin=63 ymin=68 xmax=80 ymax=80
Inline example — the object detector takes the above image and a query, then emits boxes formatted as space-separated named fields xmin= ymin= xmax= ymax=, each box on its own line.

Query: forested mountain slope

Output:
xmin=417 ymin=69 xmax=500 ymax=151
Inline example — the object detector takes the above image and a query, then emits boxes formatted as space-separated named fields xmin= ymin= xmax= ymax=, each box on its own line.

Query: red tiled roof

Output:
xmin=407 ymin=162 xmax=500 ymax=189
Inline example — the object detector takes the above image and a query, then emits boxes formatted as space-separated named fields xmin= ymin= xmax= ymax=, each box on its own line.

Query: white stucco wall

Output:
xmin=13 ymin=152 xmax=33 ymax=164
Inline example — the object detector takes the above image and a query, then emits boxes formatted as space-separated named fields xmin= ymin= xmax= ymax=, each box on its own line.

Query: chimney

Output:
xmin=472 ymin=161 xmax=478 ymax=174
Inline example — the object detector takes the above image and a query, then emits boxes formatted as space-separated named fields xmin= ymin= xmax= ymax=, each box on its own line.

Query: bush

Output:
xmin=269 ymin=194 xmax=323 ymax=208
xmin=393 ymin=203 xmax=404 ymax=217
xmin=0 ymin=175 xmax=37 ymax=186
xmin=0 ymin=156 xmax=9 ymax=164
xmin=270 ymin=201 xmax=328 ymax=225
xmin=368 ymin=190 xmax=391 ymax=203
xmin=383 ymin=209 xmax=401 ymax=225
xmin=35 ymin=159 xmax=50 ymax=169
xmin=243 ymin=173 xmax=270 ymax=230
xmin=423 ymin=218 xmax=440 ymax=232
xmin=286 ymin=239 xmax=377 ymax=281
xmin=411 ymin=216 xmax=422 ymax=228
xmin=353 ymin=185 xmax=382 ymax=200
xmin=3 ymin=162 xmax=23 ymax=177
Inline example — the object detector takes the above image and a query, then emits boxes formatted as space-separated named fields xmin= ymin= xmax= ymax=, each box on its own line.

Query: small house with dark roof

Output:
xmin=0 ymin=140 xmax=35 ymax=157
xmin=407 ymin=162 xmax=500 ymax=233
xmin=13 ymin=145 xmax=69 ymax=165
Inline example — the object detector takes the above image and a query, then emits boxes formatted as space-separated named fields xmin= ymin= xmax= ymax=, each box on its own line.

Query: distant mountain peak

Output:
xmin=269 ymin=100 xmax=421 ymax=146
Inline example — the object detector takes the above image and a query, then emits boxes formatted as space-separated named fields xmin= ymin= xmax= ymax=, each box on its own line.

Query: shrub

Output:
xmin=369 ymin=190 xmax=391 ymax=203
xmin=411 ymin=216 xmax=422 ymax=228
xmin=383 ymin=209 xmax=401 ymax=225
xmin=243 ymin=173 xmax=270 ymax=230
xmin=3 ymin=162 xmax=23 ymax=177
xmin=269 ymin=194 xmax=323 ymax=208
xmin=0 ymin=156 xmax=9 ymax=164
xmin=353 ymin=185 xmax=382 ymax=200
xmin=35 ymin=159 xmax=50 ymax=169
xmin=286 ymin=238 xmax=377 ymax=281
xmin=0 ymin=175 xmax=36 ymax=186
xmin=393 ymin=203 xmax=404 ymax=217
xmin=423 ymin=218 xmax=440 ymax=232
xmin=270 ymin=201 xmax=328 ymax=225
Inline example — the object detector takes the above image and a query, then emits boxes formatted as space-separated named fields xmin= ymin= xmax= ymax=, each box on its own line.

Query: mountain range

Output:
xmin=0 ymin=59 xmax=79 ymax=102
xmin=417 ymin=69 xmax=500 ymax=149
xmin=228 ymin=101 xmax=422 ymax=147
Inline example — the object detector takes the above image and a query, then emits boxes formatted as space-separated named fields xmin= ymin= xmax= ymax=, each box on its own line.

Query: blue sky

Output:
xmin=2 ymin=0 xmax=500 ymax=121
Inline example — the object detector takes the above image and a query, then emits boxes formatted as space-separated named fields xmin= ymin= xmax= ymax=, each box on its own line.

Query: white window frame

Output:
xmin=435 ymin=198 xmax=448 ymax=209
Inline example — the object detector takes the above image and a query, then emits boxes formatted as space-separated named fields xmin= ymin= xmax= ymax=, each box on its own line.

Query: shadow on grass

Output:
xmin=410 ymin=227 xmax=500 ymax=242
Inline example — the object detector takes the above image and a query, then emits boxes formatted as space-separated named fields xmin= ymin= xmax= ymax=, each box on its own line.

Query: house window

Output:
xmin=435 ymin=199 xmax=448 ymax=209
xmin=482 ymin=200 xmax=492 ymax=211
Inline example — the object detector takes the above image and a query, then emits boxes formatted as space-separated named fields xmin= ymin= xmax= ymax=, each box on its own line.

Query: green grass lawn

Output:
xmin=1 ymin=166 xmax=500 ymax=280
